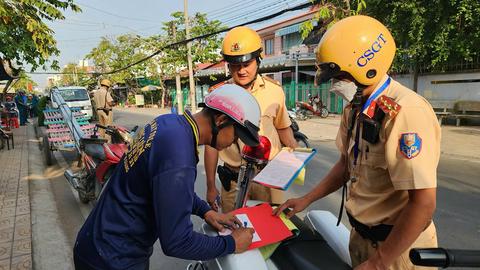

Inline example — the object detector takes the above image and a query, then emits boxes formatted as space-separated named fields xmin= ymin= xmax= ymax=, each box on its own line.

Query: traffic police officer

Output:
xmin=275 ymin=15 xmax=440 ymax=270
xmin=204 ymin=26 xmax=297 ymax=213
xmin=94 ymin=79 xmax=115 ymax=138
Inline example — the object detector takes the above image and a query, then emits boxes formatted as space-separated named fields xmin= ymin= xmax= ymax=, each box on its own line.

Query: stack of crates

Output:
xmin=43 ymin=108 xmax=94 ymax=149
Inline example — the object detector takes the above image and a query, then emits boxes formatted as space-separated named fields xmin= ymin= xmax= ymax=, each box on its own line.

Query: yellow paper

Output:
xmin=259 ymin=211 xmax=299 ymax=260
xmin=283 ymin=147 xmax=311 ymax=186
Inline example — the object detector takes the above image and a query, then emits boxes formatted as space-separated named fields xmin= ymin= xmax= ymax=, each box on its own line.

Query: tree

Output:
xmin=87 ymin=34 xmax=150 ymax=87
xmin=11 ymin=72 xmax=37 ymax=92
xmin=300 ymin=0 xmax=367 ymax=39
xmin=159 ymin=12 xmax=224 ymax=107
xmin=0 ymin=0 xmax=81 ymax=70
xmin=59 ymin=63 xmax=91 ymax=87
xmin=302 ymin=0 xmax=480 ymax=77
xmin=366 ymin=0 xmax=480 ymax=74
xmin=161 ymin=12 xmax=224 ymax=70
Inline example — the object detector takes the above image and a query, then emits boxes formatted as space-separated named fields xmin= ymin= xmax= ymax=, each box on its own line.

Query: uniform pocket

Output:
xmin=361 ymin=152 xmax=391 ymax=192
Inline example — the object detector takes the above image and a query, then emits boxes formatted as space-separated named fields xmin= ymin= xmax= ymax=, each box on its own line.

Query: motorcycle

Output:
xmin=288 ymin=110 xmax=310 ymax=148
xmin=190 ymin=136 xmax=352 ymax=270
xmin=64 ymin=124 xmax=137 ymax=203
xmin=296 ymin=94 xmax=329 ymax=120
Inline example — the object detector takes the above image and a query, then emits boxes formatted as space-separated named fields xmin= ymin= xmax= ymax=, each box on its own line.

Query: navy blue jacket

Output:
xmin=74 ymin=112 xmax=235 ymax=269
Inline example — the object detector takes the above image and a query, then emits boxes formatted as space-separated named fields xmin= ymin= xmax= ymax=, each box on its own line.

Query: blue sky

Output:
xmin=30 ymin=0 xmax=308 ymax=88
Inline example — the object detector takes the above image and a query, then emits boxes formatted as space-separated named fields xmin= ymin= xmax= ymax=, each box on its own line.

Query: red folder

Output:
xmin=231 ymin=203 xmax=293 ymax=250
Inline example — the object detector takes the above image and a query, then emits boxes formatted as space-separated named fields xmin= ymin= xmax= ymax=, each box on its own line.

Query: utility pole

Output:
xmin=176 ymin=74 xmax=183 ymax=115
xmin=73 ymin=65 xmax=78 ymax=85
xmin=294 ymin=51 xmax=299 ymax=102
xmin=184 ymin=0 xmax=196 ymax=112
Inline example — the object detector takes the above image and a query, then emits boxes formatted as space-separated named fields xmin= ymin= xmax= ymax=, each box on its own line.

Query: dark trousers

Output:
xmin=74 ymin=252 xmax=150 ymax=270
xmin=18 ymin=107 xmax=27 ymax=125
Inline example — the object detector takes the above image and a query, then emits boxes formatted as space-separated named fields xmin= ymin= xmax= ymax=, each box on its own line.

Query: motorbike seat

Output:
xmin=84 ymin=143 xmax=105 ymax=161
xmin=271 ymin=215 xmax=351 ymax=270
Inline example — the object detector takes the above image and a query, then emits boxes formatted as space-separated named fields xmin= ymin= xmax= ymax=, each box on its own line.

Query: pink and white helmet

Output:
xmin=200 ymin=84 xmax=261 ymax=146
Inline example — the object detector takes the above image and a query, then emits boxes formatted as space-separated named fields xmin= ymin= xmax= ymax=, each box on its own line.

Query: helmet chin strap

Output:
xmin=350 ymin=81 xmax=367 ymax=109
xmin=209 ymin=114 xmax=233 ymax=148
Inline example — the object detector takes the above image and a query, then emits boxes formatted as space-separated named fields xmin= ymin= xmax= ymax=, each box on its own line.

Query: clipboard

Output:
xmin=253 ymin=147 xmax=316 ymax=190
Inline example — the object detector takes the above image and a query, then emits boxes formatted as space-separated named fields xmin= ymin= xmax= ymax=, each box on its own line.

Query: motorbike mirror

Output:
xmin=241 ymin=135 xmax=271 ymax=164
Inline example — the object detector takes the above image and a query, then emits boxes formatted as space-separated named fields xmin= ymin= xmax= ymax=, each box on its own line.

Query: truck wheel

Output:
xmin=43 ymin=135 xmax=53 ymax=166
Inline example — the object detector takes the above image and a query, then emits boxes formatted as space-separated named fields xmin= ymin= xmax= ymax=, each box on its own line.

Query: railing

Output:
xmin=166 ymin=82 xmax=345 ymax=114
xmin=283 ymin=82 xmax=344 ymax=114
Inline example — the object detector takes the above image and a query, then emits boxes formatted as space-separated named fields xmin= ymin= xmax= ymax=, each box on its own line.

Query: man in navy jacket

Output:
xmin=74 ymin=85 xmax=261 ymax=269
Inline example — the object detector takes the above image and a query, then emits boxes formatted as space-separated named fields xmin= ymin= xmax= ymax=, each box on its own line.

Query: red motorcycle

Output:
xmin=295 ymin=94 xmax=329 ymax=120
xmin=64 ymin=124 xmax=137 ymax=203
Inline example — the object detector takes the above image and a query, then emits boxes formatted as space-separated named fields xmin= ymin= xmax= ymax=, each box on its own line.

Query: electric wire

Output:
xmin=28 ymin=1 xmax=316 ymax=76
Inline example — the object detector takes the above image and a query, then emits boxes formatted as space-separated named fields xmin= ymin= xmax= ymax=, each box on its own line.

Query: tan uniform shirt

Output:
xmin=93 ymin=87 xmax=113 ymax=110
xmin=336 ymin=75 xmax=441 ymax=226
xmin=218 ymin=75 xmax=292 ymax=167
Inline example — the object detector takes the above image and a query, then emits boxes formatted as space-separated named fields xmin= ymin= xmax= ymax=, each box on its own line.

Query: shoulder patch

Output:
xmin=262 ymin=75 xmax=281 ymax=86
xmin=378 ymin=95 xmax=401 ymax=118
xmin=208 ymin=81 xmax=229 ymax=93
xmin=399 ymin=133 xmax=422 ymax=159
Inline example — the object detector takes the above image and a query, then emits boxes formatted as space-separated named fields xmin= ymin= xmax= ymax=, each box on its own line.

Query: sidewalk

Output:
xmin=0 ymin=126 xmax=32 ymax=270
xmin=114 ymin=107 xmax=480 ymax=160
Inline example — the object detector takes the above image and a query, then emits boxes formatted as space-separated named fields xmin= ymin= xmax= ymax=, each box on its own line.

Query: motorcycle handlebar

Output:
xmin=410 ymin=248 xmax=480 ymax=268
xmin=95 ymin=124 xmax=109 ymax=130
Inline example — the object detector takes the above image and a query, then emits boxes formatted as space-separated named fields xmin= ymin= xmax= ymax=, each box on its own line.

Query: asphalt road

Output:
xmin=44 ymin=110 xmax=480 ymax=269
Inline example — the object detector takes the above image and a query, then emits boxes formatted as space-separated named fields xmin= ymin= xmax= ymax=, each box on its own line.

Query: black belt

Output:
xmin=347 ymin=212 xmax=393 ymax=244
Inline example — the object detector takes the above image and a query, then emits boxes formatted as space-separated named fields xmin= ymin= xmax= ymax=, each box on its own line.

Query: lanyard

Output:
xmin=353 ymin=77 xmax=391 ymax=165
xmin=361 ymin=77 xmax=391 ymax=112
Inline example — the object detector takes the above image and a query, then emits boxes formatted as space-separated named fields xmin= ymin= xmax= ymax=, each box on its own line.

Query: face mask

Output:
xmin=329 ymin=79 xmax=357 ymax=102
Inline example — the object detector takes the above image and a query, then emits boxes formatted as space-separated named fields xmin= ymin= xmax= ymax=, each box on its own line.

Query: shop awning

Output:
xmin=275 ymin=21 xmax=317 ymax=37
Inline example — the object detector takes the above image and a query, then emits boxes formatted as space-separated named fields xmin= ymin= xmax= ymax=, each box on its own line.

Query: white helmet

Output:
xmin=200 ymin=84 xmax=261 ymax=146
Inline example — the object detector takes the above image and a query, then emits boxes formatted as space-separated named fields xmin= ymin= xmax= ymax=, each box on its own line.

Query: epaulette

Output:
xmin=377 ymin=95 xmax=401 ymax=118
xmin=208 ymin=81 xmax=229 ymax=93
xmin=262 ymin=75 xmax=281 ymax=86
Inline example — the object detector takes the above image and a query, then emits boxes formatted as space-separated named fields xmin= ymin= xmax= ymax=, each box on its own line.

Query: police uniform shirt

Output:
xmin=218 ymin=75 xmax=292 ymax=167
xmin=336 ymin=75 xmax=441 ymax=226
xmin=94 ymin=87 xmax=114 ymax=109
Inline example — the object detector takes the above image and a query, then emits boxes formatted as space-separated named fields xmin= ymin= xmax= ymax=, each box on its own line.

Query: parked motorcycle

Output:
xmin=288 ymin=110 xmax=309 ymax=148
xmin=296 ymin=94 xmax=329 ymax=120
xmin=64 ymin=124 xmax=137 ymax=203
xmin=190 ymin=136 xmax=352 ymax=270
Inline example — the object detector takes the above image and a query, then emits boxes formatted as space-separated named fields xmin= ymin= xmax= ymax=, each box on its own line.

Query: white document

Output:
xmin=218 ymin=213 xmax=261 ymax=242
xmin=253 ymin=149 xmax=315 ymax=190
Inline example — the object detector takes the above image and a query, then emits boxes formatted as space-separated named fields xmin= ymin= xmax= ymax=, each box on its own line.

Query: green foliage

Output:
xmin=302 ymin=0 xmax=480 ymax=72
xmin=366 ymin=0 xmax=480 ymax=72
xmin=300 ymin=0 xmax=366 ymax=39
xmin=12 ymin=72 xmax=37 ymax=91
xmin=37 ymin=95 xmax=48 ymax=126
xmin=59 ymin=62 xmax=92 ymax=87
xmin=0 ymin=0 xmax=81 ymax=70
xmin=87 ymin=34 xmax=150 ymax=86
xmin=159 ymin=12 xmax=225 ymax=77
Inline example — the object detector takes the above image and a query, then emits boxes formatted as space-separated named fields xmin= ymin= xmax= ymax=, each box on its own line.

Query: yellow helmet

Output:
xmin=100 ymin=79 xmax=112 ymax=88
xmin=221 ymin=26 xmax=263 ymax=63
xmin=315 ymin=15 xmax=396 ymax=86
